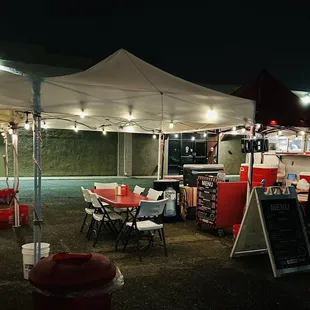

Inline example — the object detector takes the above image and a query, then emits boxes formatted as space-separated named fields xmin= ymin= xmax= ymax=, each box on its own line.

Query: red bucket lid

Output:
xmin=29 ymin=253 xmax=116 ymax=294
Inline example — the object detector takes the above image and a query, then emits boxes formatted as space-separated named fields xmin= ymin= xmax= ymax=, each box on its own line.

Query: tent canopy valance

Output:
xmin=0 ymin=49 xmax=255 ymax=133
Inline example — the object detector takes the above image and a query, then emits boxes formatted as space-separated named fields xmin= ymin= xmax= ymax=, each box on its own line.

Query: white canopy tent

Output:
xmin=0 ymin=48 xmax=255 ymax=265
xmin=0 ymin=49 xmax=254 ymax=133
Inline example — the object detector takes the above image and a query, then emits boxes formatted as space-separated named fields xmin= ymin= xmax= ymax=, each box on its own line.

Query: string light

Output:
xmin=241 ymin=128 xmax=246 ymax=133
xmin=206 ymin=109 xmax=217 ymax=121
xmin=102 ymin=127 xmax=107 ymax=135
xmin=24 ymin=112 xmax=30 ymax=130
xmin=278 ymin=130 xmax=282 ymax=135
xmin=203 ymin=132 xmax=207 ymax=138
xmin=1 ymin=132 xmax=4 ymax=137
xmin=191 ymin=136 xmax=195 ymax=141
xmin=169 ymin=121 xmax=174 ymax=129
xmin=8 ymin=128 xmax=13 ymax=135
xmin=300 ymin=130 xmax=305 ymax=136
xmin=174 ymin=133 xmax=179 ymax=138
xmin=232 ymin=126 xmax=236 ymax=131
xmin=42 ymin=121 xmax=47 ymax=129
xmin=152 ymin=134 xmax=156 ymax=139
xmin=79 ymin=110 xmax=85 ymax=119
xmin=74 ymin=122 xmax=78 ymax=132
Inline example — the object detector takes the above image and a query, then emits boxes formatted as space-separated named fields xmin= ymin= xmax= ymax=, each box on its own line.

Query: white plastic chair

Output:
xmin=115 ymin=198 xmax=168 ymax=261
xmin=87 ymin=192 xmax=123 ymax=247
xmin=147 ymin=188 xmax=163 ymax=200
xmin=94 ymin=182 xmax=118 ymax=189
xmin=80 ymin=187 xmax=94 ymax=233
xmin=133 ymin=185 xmax=145 ymax=195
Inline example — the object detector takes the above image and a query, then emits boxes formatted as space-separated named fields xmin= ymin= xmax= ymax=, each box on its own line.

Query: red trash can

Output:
xmin=28 ymin=253 xmax=123 ymax=310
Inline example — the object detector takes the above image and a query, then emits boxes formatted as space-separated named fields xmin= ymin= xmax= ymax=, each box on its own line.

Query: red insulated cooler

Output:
xmin=240 ymin=164 xmax=278 ymax=187
xmin=29 ymin=253 xmax=121 ymax=310
xmin=0 ymin=208 xmax=12 ymax=229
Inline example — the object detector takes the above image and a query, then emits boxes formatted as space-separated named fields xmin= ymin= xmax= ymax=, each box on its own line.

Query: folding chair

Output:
xmin=94 ymin=182 xmax=118 ymax=189
xmin=147 ymin=188 xmax=163 ymax=200
xmin=87 ymin=192 xmax=122 ymax=247
xmin=115 ymin=198 xmax=168 ymax=261
xmin=80 ymin=187 xmax=94 ymax=233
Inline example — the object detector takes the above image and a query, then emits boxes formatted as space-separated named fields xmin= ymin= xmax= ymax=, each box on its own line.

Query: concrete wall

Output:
xmin=7 ymin=129 xmax=118 ymax=176
xmin=218 ymin=136 xmax=246 ymax=174
xmin=132 ymin=134 xmax=159 ymax=176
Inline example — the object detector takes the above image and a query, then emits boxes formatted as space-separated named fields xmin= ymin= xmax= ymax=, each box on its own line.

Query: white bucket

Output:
xmin=22 ymin=242 xmax=50 ymax=280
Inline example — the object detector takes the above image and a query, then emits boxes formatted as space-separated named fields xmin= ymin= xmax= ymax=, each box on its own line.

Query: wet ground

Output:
xmin=1 ymin=178 xmax=310 ymax=309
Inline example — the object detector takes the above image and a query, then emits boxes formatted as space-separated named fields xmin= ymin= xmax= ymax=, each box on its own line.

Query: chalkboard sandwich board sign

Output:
xmin=231 ymin=186 xmax=310 ymax=278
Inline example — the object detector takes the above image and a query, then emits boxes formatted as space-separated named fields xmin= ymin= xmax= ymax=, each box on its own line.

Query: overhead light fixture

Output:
xmin=80 ymin=110 xmax=85 ymax=119
xmin=74 ymin=122 xmax=78 ymax=132
xmin=102 ymin=127 xmax=107 ymax=135
xmin=301 ymin=94 xmax=310 ymax=106
xmin=169 ymin=121 xmax=174 ymax=129
xmin=126 ymin=113 xmax=134 ymax=121
xmin=206 ymin=109 xmax=217 ymax=121
xmin=191 ymin=136 xmax=195 ymax=141
xmin=24 ymin=113 xmax=30 ymax=130
xmin=203 ymin=132 xmax=207 ymax=138
xmin=174 ymin=133 xmax=179 ymax=138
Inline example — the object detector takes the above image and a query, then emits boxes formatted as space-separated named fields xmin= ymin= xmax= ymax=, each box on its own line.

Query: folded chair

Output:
xmin=87 ymin=192 xmax=123 ymax=247
xmin=115 ymin=198 xmax=168 ymax=261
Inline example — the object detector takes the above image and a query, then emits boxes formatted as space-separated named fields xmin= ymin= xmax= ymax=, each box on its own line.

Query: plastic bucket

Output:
xmin=22 ymin=243 xmax=50 ymax=280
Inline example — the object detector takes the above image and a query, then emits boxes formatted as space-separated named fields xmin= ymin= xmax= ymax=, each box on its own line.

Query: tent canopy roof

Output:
xmin=0 ymin=49 xmax=254 ymax=133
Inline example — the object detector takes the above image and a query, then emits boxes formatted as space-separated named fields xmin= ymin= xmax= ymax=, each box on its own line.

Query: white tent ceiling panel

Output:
xmin=0 ymin=49 xmax=254 ymax=133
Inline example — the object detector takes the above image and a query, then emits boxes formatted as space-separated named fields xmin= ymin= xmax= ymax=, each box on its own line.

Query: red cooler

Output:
xmin=240 ymin=164 xmax=278 ymax=187
xmin=300 ymin=172 xmax=310 ymax=184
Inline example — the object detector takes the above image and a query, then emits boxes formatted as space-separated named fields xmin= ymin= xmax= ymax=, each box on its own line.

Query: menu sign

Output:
xmin=261 ymin=198 xmax=310 ymax=270
xmin=231 ymin=186 xmax=310 ymax=278
xmin=197 ymin=176 xmax=218 ymax=227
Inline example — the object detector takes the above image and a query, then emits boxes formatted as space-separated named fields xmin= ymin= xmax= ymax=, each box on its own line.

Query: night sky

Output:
xmin=1 ymin=5 xmax=310 ymax=90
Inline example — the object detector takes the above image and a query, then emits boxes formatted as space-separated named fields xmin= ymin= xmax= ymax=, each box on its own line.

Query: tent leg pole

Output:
xmin=157 ymin=133 xmax=162 ymax=180
xmin=12 ymin=129 xmax=20 ymax=227
xmin=32 ymin=77 xmax=42 ymax=264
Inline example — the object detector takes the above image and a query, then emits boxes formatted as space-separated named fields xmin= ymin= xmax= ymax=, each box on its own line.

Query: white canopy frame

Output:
xmin=0 ymin=49 xmax=255 ymax=265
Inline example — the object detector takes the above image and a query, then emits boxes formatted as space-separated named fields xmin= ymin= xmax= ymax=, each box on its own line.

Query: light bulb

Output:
xmin=301 ymin=95 xmax=310 ymax=106
xmin=174 ymin=133 xmax=179 ymax=138
xmin=191 ymin=136 xmax=195 ymax=141
xmin=278 ymin=130 xmax=282 ymax=135
xmin=80 ymin=111 xmax=85 ymax=119
xmin=74 ymin=123 xmax=78 ymax=132
xmin=241 ymin=128 xmax=246 ymax=133
xmin=232 ymin=126 xmax=236 ymax=132
xmin=169 ymin=122 xmax=174 ymax=129
xmin=8 ymin=128 xmax=13 ymax=135
xmin=255 ymin=123 xmax=261 ymax=130
xmin=300 ymin=130 xmax=305 ymax=136
xmin=126 ymin=113 xmax=133 ymax=121
xmin=1 ymin=132 xmax=4 ymax=137
xmin=24 ymin=122 xmax=30 ymax=130
xmin=206 ymin=109 xmax=217 ymax=121
xmin=102 ymin=128 xmax=107 ymax=135
xmin=42 ymin=121 xmax=47 ymax=129
xmin=152 ymin=134 xmax=156 ymax=139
